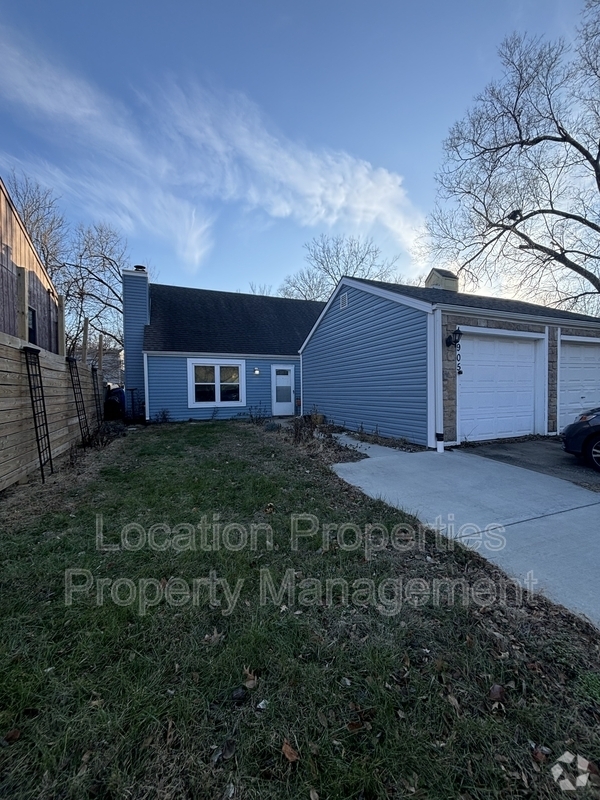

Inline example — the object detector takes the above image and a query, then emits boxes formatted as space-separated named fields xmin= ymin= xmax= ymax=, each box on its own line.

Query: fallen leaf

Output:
xmin=222 ymin=739 xmax=236 ymax=760
xmin=3 ymin=729 xmax=20 ymax=744
xmin=192 ymin=672 xmax=199 ymax=684
xmin=243 ymin=667 xmax=258 ymax=689
xmin=531 ymin=746 xmax=548 ymax=763
xmin=341 ymin=677 xmax=352 ymax=687
xmin=204 ymin=628 xmax=225 ymax=646
xmin=166 ymin=718 xmax=175 ymax=747
xmin=257 ymin=699 xmax=269 ymax=710
xmin=231 ymin=686 xmax=248 ymax=705
xmin=221 ymin=784 xmax=235 ymax=800
xmin=282 ymin=738 xmax=300 ymax=762
xmin=310 ymin=790 xmax=319 ymax=800
xmin=447 ymin=694 xmax=461 ymax=714
xmin=317 ymin=710 xmax=328 ymax=728
xmin=489 ymin=684 xmax=505 ymax=702
xmin=346 ymin=721 xmax=364 ymax=733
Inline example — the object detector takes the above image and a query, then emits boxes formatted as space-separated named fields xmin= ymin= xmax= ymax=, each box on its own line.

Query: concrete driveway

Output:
xmin=464 ymin=437 xmax=600 ymax=493
xmin=333 ymin=435 xmax=600 ymax=628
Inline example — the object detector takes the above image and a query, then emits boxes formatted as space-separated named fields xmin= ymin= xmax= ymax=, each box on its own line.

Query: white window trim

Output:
xmin=187 ymin=358 xmax=246 ymax=408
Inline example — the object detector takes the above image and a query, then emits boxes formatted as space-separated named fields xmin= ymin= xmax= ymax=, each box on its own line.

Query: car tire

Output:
xmin=584 ymin=434 xmax=600 ymax=472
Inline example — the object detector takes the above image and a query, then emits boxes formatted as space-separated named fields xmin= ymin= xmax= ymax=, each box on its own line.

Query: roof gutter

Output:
xmin=432 ymin=302 xmax=600 ymax=329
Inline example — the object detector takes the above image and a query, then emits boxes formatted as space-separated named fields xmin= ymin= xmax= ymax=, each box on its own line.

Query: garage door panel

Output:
xmin=559 ymin=341 xmax=600 ymax=430
xmin=458 ymin=335 xmax=537 ymax=442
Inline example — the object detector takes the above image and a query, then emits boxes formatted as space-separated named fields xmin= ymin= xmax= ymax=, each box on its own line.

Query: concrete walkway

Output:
xmin=333 ymin=435 xmax=600 ymax=628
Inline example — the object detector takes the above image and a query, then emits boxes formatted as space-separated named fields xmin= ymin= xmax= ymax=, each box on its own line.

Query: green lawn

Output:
xmin=1 ymin=421 xmax=599 ymax=799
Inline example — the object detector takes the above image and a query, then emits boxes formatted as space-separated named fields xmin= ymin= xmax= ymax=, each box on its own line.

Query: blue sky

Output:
xmin=0 ymin=0 xmax=582 ymax=293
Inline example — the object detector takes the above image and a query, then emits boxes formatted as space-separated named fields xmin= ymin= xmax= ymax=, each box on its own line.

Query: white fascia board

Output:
xmin=299 ymin=282 xmax=347 ymax=354
xmin=143 ymin=352 xmax=149 ymax=421
xmin=434 ymin=302 xmax=600 ymax=330
xmin=341 ymin=278 xmax=434 ymax=314
xmin=433 ymin=308 xmax=444 ymax=444
xmin=299 ymin=278 xmax=434 ymax=354
xmin=426 ymin=312 xmax=436 ymax=449
xmin=560 ymin=334 xmax=600 ymax=343
xmin=300 ymin=352 xmax=304 ymax=415
xmin=144 ymin=351 xmax=300 ymax=359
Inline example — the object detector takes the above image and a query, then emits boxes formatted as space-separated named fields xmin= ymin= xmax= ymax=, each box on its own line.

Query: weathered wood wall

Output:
xmin=0 ymin=331 xmax=100 ymax=492
xmin=0 ymin=177 xmax=60 ymax=352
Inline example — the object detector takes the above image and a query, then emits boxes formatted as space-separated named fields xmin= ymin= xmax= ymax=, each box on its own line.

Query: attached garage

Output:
xmin=300 ymin=270 xmax=600 ymax=449
xmin=559 ymin=339 xmax=600 ymax=431
xmin=458 ymin=332 xmax=545 ymax=442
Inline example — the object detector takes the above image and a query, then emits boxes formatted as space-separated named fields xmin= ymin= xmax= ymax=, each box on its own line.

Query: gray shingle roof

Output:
xmin=349 ymin=277 xmax=600 ymax=324
xmin=428 ymin=268 xmax=458 ymax=279
xmin=143 ymin=284 xmax=325 ymax=355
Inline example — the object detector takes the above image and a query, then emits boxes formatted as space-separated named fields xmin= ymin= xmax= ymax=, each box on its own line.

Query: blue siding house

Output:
xmin=123 ymin=267 xmax=324 ymax=421
xmin=301 ymin=279 xmax=432 ymax=446
xmin=301 ymin=270 xmax=600 ymax=449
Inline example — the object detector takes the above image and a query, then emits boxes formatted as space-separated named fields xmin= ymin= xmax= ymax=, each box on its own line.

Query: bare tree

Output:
xmin=7 ymin=171 xmax=129 ymax=351
xmin=279 ymin=234 xmax=400 ymax=301
xmin=248 ymin=282 xmax=273 ymax=295
xmin=7 ymin=169 xmax=68 ymax=280
xmin=61 ymin=223 xmax=127 ymax=352
xmin=427 ymin=0 xmax=600 ymax=314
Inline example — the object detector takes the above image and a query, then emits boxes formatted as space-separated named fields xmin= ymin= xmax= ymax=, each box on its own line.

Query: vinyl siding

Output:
xmin=302 ymin=286 xmax=429 ymax=444
xmin=123 ymin=271 xmax=149 ymax=416
xmin=146 ymin=355 xmax=301 ymax=421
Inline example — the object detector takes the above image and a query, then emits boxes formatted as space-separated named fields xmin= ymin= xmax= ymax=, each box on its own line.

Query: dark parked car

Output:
xmin=563 ymin=407 xmax=600 ymax=471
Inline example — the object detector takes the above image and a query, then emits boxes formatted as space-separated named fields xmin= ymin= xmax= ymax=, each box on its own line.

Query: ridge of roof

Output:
xmin=347 ymin=276 xmax=599 ymax=324
xmin=143 ymin=282 xmax=325 ymax=355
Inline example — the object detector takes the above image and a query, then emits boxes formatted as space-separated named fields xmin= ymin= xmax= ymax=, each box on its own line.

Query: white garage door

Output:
xmin=458 ymin=335 xmax=537 ymax=442
xmin=559 ymin=341 xmax=600 ymax=431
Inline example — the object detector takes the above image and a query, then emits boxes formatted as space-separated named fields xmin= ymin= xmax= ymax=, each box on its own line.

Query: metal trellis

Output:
xmin=23 ymin=346 xmax=53 ymax=482
xmin=67 ymin=357 xmax=91 ymax=446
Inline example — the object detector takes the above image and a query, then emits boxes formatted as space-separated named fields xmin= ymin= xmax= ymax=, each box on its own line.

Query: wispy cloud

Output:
xmin=0 ymin=25 xmax=423 ymax=271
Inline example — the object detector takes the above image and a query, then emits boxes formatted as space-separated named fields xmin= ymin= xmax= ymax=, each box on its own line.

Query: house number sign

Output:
xmin=456 ymin=342 xmax=463 ymax=375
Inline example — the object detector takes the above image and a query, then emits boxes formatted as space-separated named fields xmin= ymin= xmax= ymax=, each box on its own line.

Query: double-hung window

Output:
xmin=187 ymin=359 xmax=246 ymax=408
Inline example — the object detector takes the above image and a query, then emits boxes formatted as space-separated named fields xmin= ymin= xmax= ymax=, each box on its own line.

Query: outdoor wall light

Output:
xmin=253 ymin=367 xmax=260 ymax=375
xmin=445 ymin=327 xmax=463 ymax=348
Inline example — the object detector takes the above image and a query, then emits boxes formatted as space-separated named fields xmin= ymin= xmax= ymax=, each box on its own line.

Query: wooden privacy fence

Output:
xmin=0 ymin=330 xmax=101 ymax=492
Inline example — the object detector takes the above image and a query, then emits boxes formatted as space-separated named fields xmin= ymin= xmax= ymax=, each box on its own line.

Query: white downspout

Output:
xmin=433 ymin=308 xmax=444 ymax=452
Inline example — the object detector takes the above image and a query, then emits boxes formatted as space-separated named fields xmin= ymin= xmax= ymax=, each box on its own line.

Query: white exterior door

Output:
xmin=271 ymin=365 xmax=295 ymax=416
xmin=458 ymin=334 xmax=540 ymax=442
xmin=559 ymin=340 xmax=600 ymax=431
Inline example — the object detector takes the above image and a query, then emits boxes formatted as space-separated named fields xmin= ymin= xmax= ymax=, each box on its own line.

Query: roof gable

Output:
xmin=143 ymin=284 xmax=325 ymax=355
